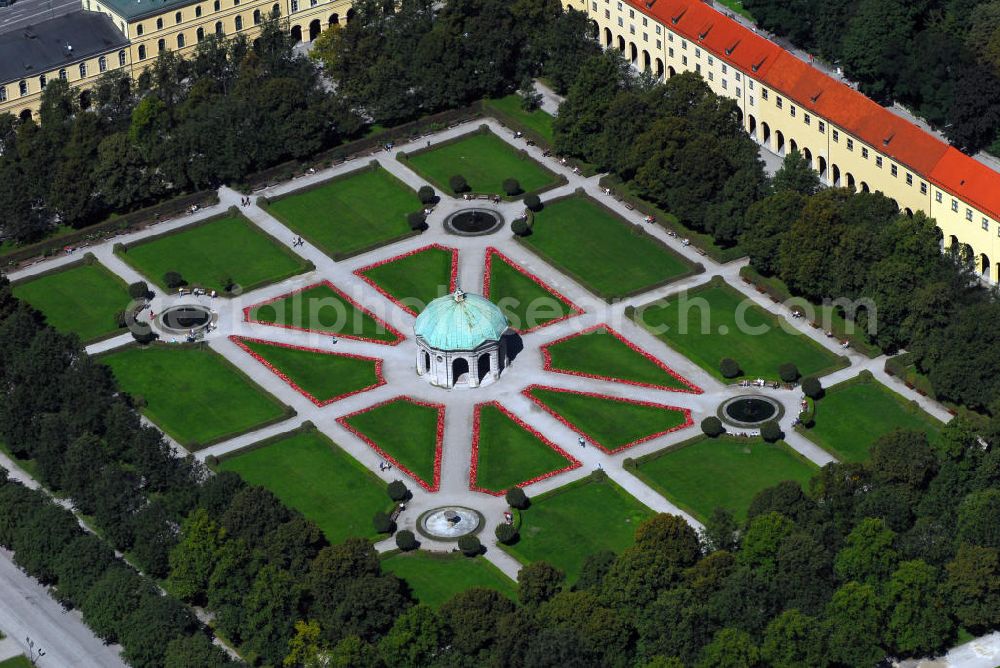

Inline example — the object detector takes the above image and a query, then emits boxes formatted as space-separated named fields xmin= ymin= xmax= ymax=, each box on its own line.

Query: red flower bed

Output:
xmin=242 ymin=280 xmax=405 ymax=345
xmin=335 ymin=396 xmax=445 ymax=492
xmin=540 ymin=323 xmax=703 ymax=394
xmin=521 ymin=384 xmax=694 ymax=453
xmin=469 ymin=401 xmax=582 ymax=496
xmin=229 ymin=335 xmax=386 ymax=407
xmin=482 ymin=247 xmax=583 ymax=334
xmin=353 ymin=243 xmax=460 ymax=317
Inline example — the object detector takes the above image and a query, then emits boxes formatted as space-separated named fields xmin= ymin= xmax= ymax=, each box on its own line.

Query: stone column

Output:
xmin=490 ymin=349 xmax=500 ymax=379
xmin=469 ymin=356 xmax=480 ymax=388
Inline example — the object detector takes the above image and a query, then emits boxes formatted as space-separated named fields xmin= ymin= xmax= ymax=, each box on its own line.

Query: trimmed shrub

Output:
xmin=701 ymin=416 xmax=724 ymax=437
xmin=590 ymin=468 xmax=607 ymax=482
xmin=449 ymin=175 xmax=469 ymax=193
xmin=227 ymin=205 xmax=240 ymax=216
xmin=458 ymin=535 xmax=482 ymax=557
xmin=417 ymin=185 xmax=436 ymax=204
xmin=524 ymin=194 xmax=542 ymax=211
xmin=502 ymin=178 xmax=521 ymax=196
xmin=505 ymin=487 xmax=529 ymax=509
xmin=163 ymin=272 xmax=185 ymax=289
xmin=778 ymin=362 xmax=800 ymax=383
xmin=495 ymin=523 xmax=518 ymax=545
xmin=387 ymin=480 xmax=410 ymax=502
xmin=128 ymin=281 xmax=149 ymax=300
xmin=407 ymin=211 xmax=427 ymax=231
xmin=373 ymin=511 xmax=395 ymax=534
xmin=113 ymin=243 xmax=127 ymax=254
xmin=132 ymin=329 xmax=158 ymax=345
xmin=204 ymin=455 xmax=219 ymax=468
xmin=395 ymin=530 xmax=418 ymax=551
xmin=720 ymin=357 xmax=741 ymax=379
xmin=218 ymin=275 xmax=235 ymax=293
xmin=761 ymin=420 xmax=782 ymax=443
xmin=802 ymin=376 xmax=824 ymax=399
xmin=511 ymin=219 xmax=530 ymax=236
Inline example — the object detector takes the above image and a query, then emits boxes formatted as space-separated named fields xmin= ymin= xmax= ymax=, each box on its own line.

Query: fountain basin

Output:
xmin=444 ymin=208 xmax=504 ymax=236
xmin=157 ymin=304 xmax=215 ymax=335
xmin=719 ymin=395 xmax=783 ymax=427
xmin=417 ymin=506 xmax=484 ymax=540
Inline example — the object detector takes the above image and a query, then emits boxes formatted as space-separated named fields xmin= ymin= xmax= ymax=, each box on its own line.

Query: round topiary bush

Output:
xmin=502 ymin=178 xmax=521 ymax=196
xmin=113 ymin=243 xmax=127 ymax=254
xmin=505 ymin=487 xmax=529 ymax=509
xmin=407 ymin=211 xmax=427 ymax=231
xmin=204 ymin=455 xmax=219 ymax=467
xmin=495 ymin=523 xmax=518 ymax=545
xmin=163 ymin=271 xmax=185 ymax=289
xmin=511 ymin=219 xmax=530 ymax=236
xmin=778 ymin=362 xmax=800 ymax=383
xmin=760 ymin=420 xmax=782 ymax=443
xmin=387 ymin=480 xmax=409 ymax=502
xmin=802 ymin=376 xmax=824 ymax=399
xmin=720 ymin=357 xmax=741 ymax=379
xmin=458 ymin=535 xmax=482 ymax=557
xmin=395 ymin=529 xmax=418 ymax=551
xmin=128 ymin=281 xmax=149 ymax=300
xmin=449 ymin=175 xmax=469 ymax=193
xmin=701 ymin=416 xmax=724 ymax=437
xmin=218 ymin=275 xmax=235 ymax=293
xmin=373 ymin=511 xmax=395 ymax=534
xmin=418 ymin=185 xmax=436 ymax=204
xmin=524 ymin=194 xmax=542 ymax=211
xmin=132 ymin=329 xmax=158 ymax=345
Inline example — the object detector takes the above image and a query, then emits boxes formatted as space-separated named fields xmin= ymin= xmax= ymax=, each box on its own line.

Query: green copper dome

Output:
xmin=414 ymin=290 xmax=509 ymax=351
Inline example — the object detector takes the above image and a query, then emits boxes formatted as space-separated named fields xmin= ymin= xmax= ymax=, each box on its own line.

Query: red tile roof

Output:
xmin=627 ymin=0 xmax=1000 ymax=220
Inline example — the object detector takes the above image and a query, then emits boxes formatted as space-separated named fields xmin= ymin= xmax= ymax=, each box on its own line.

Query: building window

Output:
xmin=668 ymin=47 xmax=674 ymax=57
xmin=682 ymin=56 xmax=687 ymax=66
xmin=721 ymin=63 xmax=727 ymax=74
xmin=196 ymin=5 xmax=202 ymax=16
xmin=158 ymin=38 xmax=165 ymax=52
xmin=967 ymin=208 xmax=974 ymax=221
xmin=720 ymin=77 xmax=725 ymax=87
xmin=891 ymin=164 xmax=898 ymax=177
xmin=776 ymin=96 xmax=783 ymax=109
xmin=935 ymin=191 xmax=943 ymax=203
xmin=861 ymin=147 xmax=868 ymax=159
xmin=656 ymin=25 xmax=661 ymax=34
xmin=668 ymin=32 xmax=673 ymax=41
xmin=642 ymin=16 xmax=647 ymax=25
xmin=735 ymin=71 xmax=741 ymax=81
xmin=804 ymin=113 xmax=811 ymax=125
xmin=818 ymin=120 xmax=825 ymax=133
xmin=119 ymin=49 xmax=126 ymax=66
xmin=177 ymin=33 xmax=185 ymax=47
xmin=695 ymin=47 xmax=701 ymax=58
xmin=175 ymin=10 xmax=181 ymax=22
xmin=38 ymin=74 xmax=46 ymax=89
xmin=604 ymin=9 xmax=608 ymax=18
xmin=762 ymin=88 xmax=768 ymax=100
xmin=749 ymin=95 xmax=754 ymax=106
xmin=214 ymin=0 xmax=220 ymax=10
xmin=197 ymin=27 xmax=204 ymax=40
xmin=846 ymin=138 xmax=853 ymax=151
xmin=138 ymin=44 xmax=146 ymax=59
xmin=215 ymin=20 xmax=223 ymax=34
xmin=99 ymin=55 xmax=107 ymax=72
xmin=748 ymin=80 xmax=754 ymax=90
xmin=682 ymin=40 xmax=687 ymax=50
xmin=617 ymin=17 xmax=622 ymax=26
xmin=906 ymin=173 xmax=913 ymax=185
xmin=156 ymin=17 xmax=163 ymax=29
xmin=984 ymin=218 xmax=990 ymax=231
xmin=0 ymin=87 xmax=5 ymax=102
xmin=235 ymin=15 xmax=242 ymax=29
xmin=253 ymin=8 xmax=261 ymax=23
xmin=876 ymin=156 xmax=883 ymax=168
xmin=59 ymin=68 xmax=67 ymax=80
xmin=708 ymin=72 xmax=714 ymax=81
xmin=79 ymin=62 xmax=87 ymax=77
xmin=790 ymin=105 xmax=796 ymax=117
xmin=18 ymin=80 xmax=27 ymax=96
xmin=628 ymin=8 xmax=633 ymax=17
xmin=696 ymin=64 xmax=701 ymax=73
xmin=137 ymin=23 xmax=144 ymax=35
xmin=920 ymin=182 xmax=927 ymax=195
xmin=629 ymin=25 xmax=634 ymax=35
xmin=656 ymin=39 xmax=661 ymax=48
xmin=832 ymin=129 xmax=839 ymax=142
xmin=952 ymin=199 xmax=958 ymax=212
xmin=736 ymin=87 xmax=740 ymax=97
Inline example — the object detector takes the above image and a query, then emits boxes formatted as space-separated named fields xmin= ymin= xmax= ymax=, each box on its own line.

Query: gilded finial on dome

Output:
xmin=453 ymin=287 xmax=465 ymax=303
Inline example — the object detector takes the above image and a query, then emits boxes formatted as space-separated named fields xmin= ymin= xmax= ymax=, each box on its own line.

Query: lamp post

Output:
xmin=25 ymin=637 xmax=45 ymax=666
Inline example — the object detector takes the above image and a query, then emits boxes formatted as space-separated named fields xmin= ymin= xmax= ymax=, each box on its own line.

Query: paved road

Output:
xmin=0 ymin=0 xmax=79 ymax=34
xmin=0 ymin=548 xmax=126 ymax=668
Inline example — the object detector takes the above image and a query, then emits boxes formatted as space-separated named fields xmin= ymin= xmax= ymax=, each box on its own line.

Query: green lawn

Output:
xmin=522 ymin=196 xmax=694 ymax=300
xmin=526 ymin=386 xmax=691 ymax=452
xmin=248 ymin=282 xmax=401 ymax=343
xmin=502 ymin=476 xmax=653 ymax=582
xmin=267 ymin=167 xmax=419 ymax=259
xmin=339 ymin=398 xmax=442 ymax=490
xmin=0 ymin=656 xmax=33 ymax=668
xmin=119 ymin=215 xmax=309 ymax=293
xmin=543 ymin=325 xmax=695 ymax=391
xmin=12 ymin=260 xmax=129 ymax=343
xmin=382 ymin=551 xmax=517 ymax=606
xmin=404 ymin=131 xmax=559 ymax=196
xmin=633 ymin=279 xmax=847 ymax=381
xmin=635 ymin=436 xmax=817 ymax=522
xmin=485 ymin=249 xmax=579 ymax=332
xmin=473 ymin=404 xmax=578 ymax=494
xmin=485 ymin=95 xmax=556 ymax=144
xmin=101 ymin=345 xmax=289 ymax=449
xmin=236 ymin=338 xmax=382 ymax=404
xmin=218 ymin=428 xmax=386 ymax=542
xmin=803 ymin=376 xmax=944 ymax=462
xmin=356 ymin=245 xmax=456 ymax=315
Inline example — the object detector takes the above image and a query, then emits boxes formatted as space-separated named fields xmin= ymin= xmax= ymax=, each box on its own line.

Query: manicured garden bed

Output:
xmin=245 ymin=281 xmax=403 ymax=344
xmin=381 ymin=550 xmax=516 ymax=606
xmin=402 ymin=130 xmax=559 ymax=196
xmin=541 ymin=324 xmax=700 ymax=392
xmin=632 ymin=278 xmax=847 ymax=381
xmin=501 ymin=476 xmax=653 ymax=582
xmin=482 ymin=247 xmax=581 ymax=333
xmin=232 ymin=337 xmax=384 ymax=405
xmin=520 ymin=195 xmax=697 ymax=300
xmin=217 ymin=427 xmax=387 ymax=543
xmin=101 ymin=344 xmax=291 ymax=450
xmin=354 ymin=244 xmax=458 ymax=315
xmin=524 ymin=385 xmax=692 ymax=452
xmin=484 ymin=95 xmax=555 ymax=144
xmin=470 ymin=402 xmax=580 ymax=495
xmin=801 ymin=375 xmax=944 ymax=462
xmin=118 ymin=214 xmax=309 ymax=293
xmin=634 ymin=435 xmax=817 ymax=522
xmin=337 ymin=397 xmax=445 ymax=491
xmin=265 ymin=166 xmax=420 ymax=259
xmin=12 ymin=259 xmax=129 ymax=343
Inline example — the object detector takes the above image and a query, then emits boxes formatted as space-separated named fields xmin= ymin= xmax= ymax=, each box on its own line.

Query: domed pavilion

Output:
xmin=414 ymin=289 xmax=510 ymax=388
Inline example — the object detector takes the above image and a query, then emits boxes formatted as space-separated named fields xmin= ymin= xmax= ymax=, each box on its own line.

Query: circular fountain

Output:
xmin=417 ymin=506 xmax=483 ymax=540
xmin=157 ymin=304 xmax=215 ymax=335
xmin=719 ymin=395 xmax=783 ymax=427
xmin=444 ymin=208 xmax=504 ymax=236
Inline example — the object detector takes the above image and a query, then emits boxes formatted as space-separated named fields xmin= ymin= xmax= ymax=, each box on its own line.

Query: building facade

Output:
xmin=571 ymin=0 xmax=1000 ymax=281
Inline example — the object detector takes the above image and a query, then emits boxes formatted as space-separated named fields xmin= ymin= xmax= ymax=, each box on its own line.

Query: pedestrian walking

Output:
xmin=578 ymin=437 xmax=586 ymax=448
